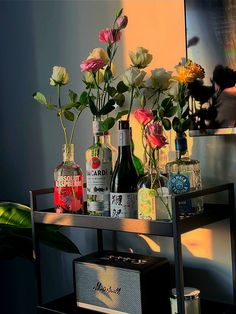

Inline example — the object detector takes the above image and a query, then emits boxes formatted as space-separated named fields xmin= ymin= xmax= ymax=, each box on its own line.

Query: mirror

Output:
xmin=185 ymin=0 xmax=236 ymax=135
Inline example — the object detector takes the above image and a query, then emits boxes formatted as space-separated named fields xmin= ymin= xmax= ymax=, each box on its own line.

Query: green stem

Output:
xmin=127 ymin=87 xmax=135 ymax=121
xmin=57 ymin=85 xmax=68 ymax=145
xmin=69 ymin=110 xmax=83 ymax=145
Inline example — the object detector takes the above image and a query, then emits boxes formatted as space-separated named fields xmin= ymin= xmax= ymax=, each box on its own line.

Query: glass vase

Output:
xmin=54 ymin=144 xmax=84 ymax=214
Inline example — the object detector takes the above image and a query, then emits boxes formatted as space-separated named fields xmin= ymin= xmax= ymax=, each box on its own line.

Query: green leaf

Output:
xmin=116 ymin=8 xmax=123 ymax=18
xmin=69 ymin=89 xmax=78 ymax=103
xmin=107 ymin=86 xmax=117 ymax=97
xmin=80 ymin=91 xmax=89 ymax=105
xmin=161 ymin=97 xmax=173 ymax=110
xmin=0 ymin=202 xmax=32 ymax=228
xmin=182 ymin=118 xmax=191 ymax=132
xmin=104 ymin=66 xmax=113 ymax=83
xmin=114 ymin=94 xmax=125 ymax=107
xmin=164 ymin=106 xmax=177 ymax=118
xmin=102 ymin=117 xmax=116 ymax=131
xmin=99 ymin=99 xmax=116 ymax=115
xmin=117 ymin=81 xmax=129 ymax=93
xmin=64 ymin=110 xmax=74 ymax=121
xmin=162 ymin=118 xmax=172 ymax=130
xmin=89 ymin=97 xmax=99 ymax=115
xmin=62 ymin=103 xmax=74 ymax=111
xmin=33 ymin=92 xmax=47 ymax=105
xmin=172 ymin=117 xmax=182 ymax=133
xmin=116 ymin=110 xmax=128 ymax=120
xmin=158 ymin=107 xmax=165 ymax=119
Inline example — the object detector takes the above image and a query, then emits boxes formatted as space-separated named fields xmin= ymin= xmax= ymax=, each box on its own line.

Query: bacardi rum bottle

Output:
xmin=85 ymin=118 xmax=112 ymax=216
xmin=54 ymin=144 xmax=84 ymax=213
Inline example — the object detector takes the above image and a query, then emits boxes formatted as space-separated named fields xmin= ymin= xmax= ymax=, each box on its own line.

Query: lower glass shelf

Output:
xmin=37 ymin=293 xmax=235 ymax=314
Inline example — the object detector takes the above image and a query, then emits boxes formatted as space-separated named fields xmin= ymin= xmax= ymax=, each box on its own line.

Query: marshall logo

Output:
xmin=92 ymin=281 xmax=121 ymax=295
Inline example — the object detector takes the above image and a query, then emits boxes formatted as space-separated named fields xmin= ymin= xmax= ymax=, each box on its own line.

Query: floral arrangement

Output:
xmin=33 ymin=66 xmax=87 ymax=157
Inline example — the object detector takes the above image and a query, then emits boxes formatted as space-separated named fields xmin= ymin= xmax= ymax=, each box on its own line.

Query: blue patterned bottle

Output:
xmin=165 ymin=134 xmax=203 ymax=216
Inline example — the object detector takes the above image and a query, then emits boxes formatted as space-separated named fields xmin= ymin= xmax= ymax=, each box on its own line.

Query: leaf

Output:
xmin=164 ymin=106 xmax=177 ymax=118
xmin=80 ymin=91 xmax=89 ymax=105
xmin=107 ymin=86 xmax=117 ymax=97
xmin=158 ymin=107 xmax=165 ymax=119
xmin=117 ymin=81 xmax=129 ymax=93
xmin=114 ymin=94 xmax=125 ymax=107
xmin=62 ymin=103 xmax=74 ymax=111
xmin=172 ymin=117 xmax=182 ymax=133
xmin=161 ymin=97 xmax=173 ymax=110
xmin=102 ymin=117 xmax=116 ymax=131
xmin=64 ymin=110 xmax=74 ymax=121
xmin=116 ymin=8 xmax=123 ymax=18
xmin=116 ymin=110 xmax=129 ymax=120
xmin=99 ymin=99 xmax=116 ymax=115
xmin=182 ymin=118 xmax=191 ymax=132
xmin=0 ymin=202 xmax=32 ymax=228
xmin=104 ymin=66 xmax=113 ymax=83
xmin=89 ymin=97 xmax=99 ymax=115
xmin=33 ymin=92 xmax=47 ymax=105
xmin=162 ymin=118 xmax=172 ymax=130
xmin=69 ymin=89 xmax=78 ymax=103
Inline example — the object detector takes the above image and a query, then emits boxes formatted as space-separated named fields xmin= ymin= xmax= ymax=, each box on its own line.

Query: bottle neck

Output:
xmin=117 ymin=127 xmax=132 ymax=158
xmin=175 ymin=136 xmax=189 ymax=160
xmin=62 ymin=144 xmax=74 ymax=162
xmin=92 ymin=119 xmax=104 ymax=145
xmin=104 ymin=132 xmax=111 ymax=145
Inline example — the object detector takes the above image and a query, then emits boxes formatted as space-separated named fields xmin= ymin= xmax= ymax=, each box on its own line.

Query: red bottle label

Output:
xmin=54 ymin=175 xmax=84 ymax=213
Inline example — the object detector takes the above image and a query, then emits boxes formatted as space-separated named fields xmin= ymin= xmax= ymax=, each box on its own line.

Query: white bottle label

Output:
xmin=118 ymin=129 xmax=130 ymax=146
xmin=110 ymin=192 xmax=137 ymax=218
xmin=86 ymin=157 xmax=112 ymax=194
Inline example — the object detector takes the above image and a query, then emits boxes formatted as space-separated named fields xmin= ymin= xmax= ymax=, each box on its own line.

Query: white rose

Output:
xmin=129 ymin=47 xmax=153 ymax=69
xmin=50 ymin=66 xmax=69 ymax=86
xmin=146 ymin=68 xmax=172 ymax=91
xmin=122 ymin=67 xmax=146 ymax=88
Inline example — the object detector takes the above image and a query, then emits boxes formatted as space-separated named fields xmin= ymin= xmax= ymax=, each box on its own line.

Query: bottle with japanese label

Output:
xmin=110 ymin=120 xmax=138 ymax=218
xmin=54 ymin=144 xmax=84 ymax=214
xmin=165 ymin=133 xmax=203 ymax=216
xmin=85 ymin=117 xmax=112 ymax=216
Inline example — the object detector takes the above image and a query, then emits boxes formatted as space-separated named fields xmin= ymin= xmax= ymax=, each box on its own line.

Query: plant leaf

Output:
xmin=114 ymin=94 xmax=125 ymax=107
xmin=69 ymin=89 xmax=78 ymax=103
xmin=117 ymin=81 xmax=129 ymax=93
xmin=172 ymin=117 xmax=182 ymax=133
xmin=64 ymin=110 xmax=75 ymax=121
xmin=33 ymin=92 xmax=47 ymax=105
xmin=80 ymin=91 xmax=89 ymax=105
xmin=107 ymin=86 xmax=117 ymax=97
xmin=89 ymin=97 xmax=99 ymax=115
xmin=99 ymin=99 xmax=116 ymax=115
xmin=0 ymin=202 xmax=32 ymax=228
xmin=182 ymin=118 xmax=191 ymax=132
xmin=104 ymin=66 xmax=113 ymax=83
xmin=116 ymin=110 xmax=128 ymax=120
xmin=162 ymin=118 xmax=172 ymax=130
xmin=102 ymin=117 xmax=116 ymax=131
xmin=164 ymin=106 xmax=177 ymax=118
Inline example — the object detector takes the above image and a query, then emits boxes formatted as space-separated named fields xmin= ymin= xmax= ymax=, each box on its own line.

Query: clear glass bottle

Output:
xmin=54 ymin=144 xmax=84 ymax=214
xmin=103 ymin=130 xmax=117 ymax=170
xmin=165 ymin=134 xmax=203 ymax=216
xmin=110 ymin=120 xmax=138 ymax=218
xmin=137 ymin=156 xmax=172 ymax=220
xmin=85 ymin=117 xmax=112 ymax=216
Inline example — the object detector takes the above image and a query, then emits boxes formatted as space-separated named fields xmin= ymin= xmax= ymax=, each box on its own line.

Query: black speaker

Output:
xmin=74 ymin=251 xmax=171 ymax=314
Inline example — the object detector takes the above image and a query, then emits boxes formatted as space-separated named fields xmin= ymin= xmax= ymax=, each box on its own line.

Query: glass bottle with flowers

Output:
xmin=33 ymin=66 xmax=87 ymax=213
xmin=80 ymin=9 xmax=129 ymax=216
xmin=134 ymin=108 xmax=172 ymax=220
xmin=166 ymin=59 xmax=205 ymax=216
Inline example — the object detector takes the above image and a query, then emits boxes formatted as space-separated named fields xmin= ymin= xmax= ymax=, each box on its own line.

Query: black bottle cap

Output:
xmin=119 ymin=120 xmax=130 ymax=129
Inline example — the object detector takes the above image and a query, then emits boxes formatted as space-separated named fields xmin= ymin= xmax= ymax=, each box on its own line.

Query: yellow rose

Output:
xmin=84 ymin=63 xmax=116 ymax=85
xmin=129 ymin=47 xmax=153 ymax=69
xmin=123 ymin=67 xmax=146 ymax=87
xmin=50 ymin=66 xmax=69 ymax=86
xmin=87 ymin=48 xmax=109 ymax=65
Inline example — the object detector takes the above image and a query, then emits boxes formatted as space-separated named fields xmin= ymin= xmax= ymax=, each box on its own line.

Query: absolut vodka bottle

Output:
xmin=85 ymin=118 xmax=112 ymax=216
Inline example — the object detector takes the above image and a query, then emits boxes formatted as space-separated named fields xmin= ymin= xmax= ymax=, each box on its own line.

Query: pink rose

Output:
xmin=117 ymin=15 xmax=128 ymax=29
xmin=134 ymin=108 xmax=154 ymax=125
xmin=99 ymin=28 xmax=122 ymax=44
xmin=146 ymin=134 xmax=168 ymax=149
xmin=147 ymin=123 xmax=163 ymax=135
xmin=80 ymin=58 xmax=105 ymax=73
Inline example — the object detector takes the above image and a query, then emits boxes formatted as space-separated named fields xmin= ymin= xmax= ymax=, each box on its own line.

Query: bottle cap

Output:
xmin=171 ymin=287 xmax=200 ymax=300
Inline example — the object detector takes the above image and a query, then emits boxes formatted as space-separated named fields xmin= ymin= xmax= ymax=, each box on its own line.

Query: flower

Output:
xmin=147 ymin=122 xmax=163 ymax=135
xmin=174 ymin=59 xmax=205 ymax=83
xmin=134 ymin=108 xmax=154 ymax=125
xmin=129 ymin=47 xmax=153 ymax=69
xmin=123 ymin=67 xmax=146 ymax=88
xmin=99 ymin=28 xmax=122 ymax=44
xmin=116 ymin=15 xmax=128 ymax=29
xmin=87 ymin=48 xmax=109 ymax=64
xmin=146 ymin=68 xmax=172 ymax=91
xmin=50 ymin=66 xmax=69 ymax=86
xmin=146 ymin=133 xmax=168 ymax=149
xmin=80 ymin=58 xmax=105 ymax=73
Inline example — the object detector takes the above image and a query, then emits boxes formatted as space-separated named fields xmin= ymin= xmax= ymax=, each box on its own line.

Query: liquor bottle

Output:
xmin=165 ymin=133 xmax=203 ymax=215
xmin=54 ymin=144 xmax=84 ymax=213
xmin=130 ymin=127 xmax=144 ymax=177
xmin=103 ymin=130 xmax=117 ymax=169
xmin=110 ymin=120 xmax=138 ymax=218
xmin=137 ymin=155 xmax=171 ymax=220
xmin=85 ymin=118 xmax=112 ymax=216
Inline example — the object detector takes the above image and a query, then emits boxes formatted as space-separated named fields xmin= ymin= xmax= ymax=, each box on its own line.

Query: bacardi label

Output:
xmin=110 ymin=192 xmax=137 ymax=218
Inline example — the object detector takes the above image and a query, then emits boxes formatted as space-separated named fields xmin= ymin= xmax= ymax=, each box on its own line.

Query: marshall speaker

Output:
xmin=73 ymin=251 xmax=171 ymax=314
